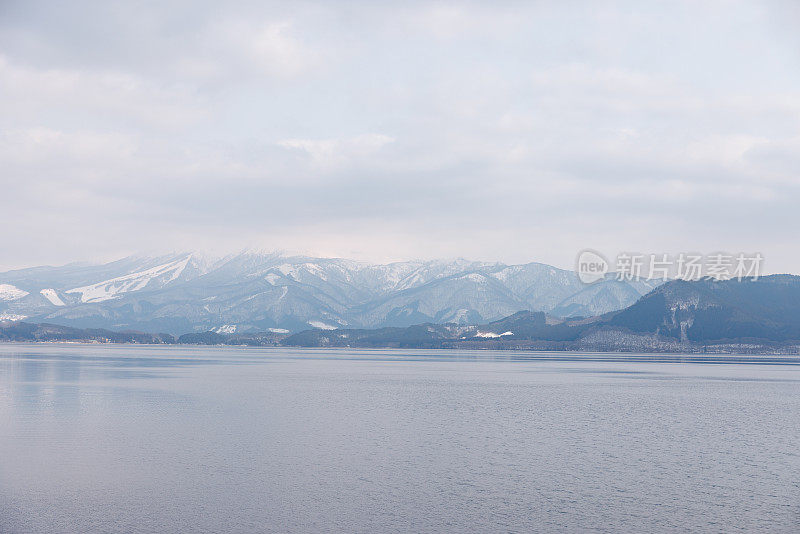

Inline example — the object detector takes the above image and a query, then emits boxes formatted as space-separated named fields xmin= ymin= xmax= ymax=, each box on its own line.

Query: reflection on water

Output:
xmin=1 ymin=343 xmax=800 ymax=533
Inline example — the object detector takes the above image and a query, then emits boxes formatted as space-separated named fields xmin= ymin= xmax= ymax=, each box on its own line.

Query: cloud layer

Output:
xmin=1 ymin=1 xmax=799 ymax=272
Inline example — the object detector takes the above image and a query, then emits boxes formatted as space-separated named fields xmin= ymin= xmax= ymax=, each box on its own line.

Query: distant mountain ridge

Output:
xmin=0 ymin=252 xmax=660 ymax=334
xmin=608 ymin=275 xmax=800 ymax=343
xmin=3 ymin=276 xmax=799 ymax=353
xmin=281 ymin=275 xmax=800 ymax=352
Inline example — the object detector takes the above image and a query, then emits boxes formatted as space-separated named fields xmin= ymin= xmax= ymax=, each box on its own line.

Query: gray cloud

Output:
xmin=1 ymin=1 xmax=799 ymax=272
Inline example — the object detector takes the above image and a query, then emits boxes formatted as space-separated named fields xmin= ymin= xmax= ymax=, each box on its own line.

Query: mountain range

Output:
xmin=281 ymin=275 xmax=800 ymax=352
xmin=4 ymin=275 xmax=799 ymax=353
xmin=0 ymin=252 xmax=659 ymax=334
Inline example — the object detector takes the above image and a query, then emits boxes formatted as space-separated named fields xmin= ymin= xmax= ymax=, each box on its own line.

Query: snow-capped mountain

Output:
xmin=0 ymin=252 xmax=661 ymax=333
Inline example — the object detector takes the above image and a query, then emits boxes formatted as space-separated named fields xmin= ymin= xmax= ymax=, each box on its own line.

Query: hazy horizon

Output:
xmin=0 ymin=248 xmax=794 ymax=279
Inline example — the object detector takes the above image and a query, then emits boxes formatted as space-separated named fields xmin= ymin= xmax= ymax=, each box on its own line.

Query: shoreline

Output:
xmin=2 ymin=339 xmax=799 ymax=357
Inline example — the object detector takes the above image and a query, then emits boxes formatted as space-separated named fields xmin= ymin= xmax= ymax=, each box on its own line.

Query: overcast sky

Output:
xmin=1 ymin=0 xmax=799 ymax=272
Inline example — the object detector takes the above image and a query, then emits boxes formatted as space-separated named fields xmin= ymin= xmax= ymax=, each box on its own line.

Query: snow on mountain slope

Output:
xmin=357 ymin=271 xmax=528 ymax=327
xmin=0 ymin=284 xmax=28 ymax=301
xmin=39 ymin=288 xmax=65 ymax=306
xmin=1 ymin=252 xmax=663 ymax=333
xmin=65 ymin=256 xmax=191 ymax=303
xmin=391 ymin=259 xmax=500 ymax=292
xmin=549 ymin=276 xmax=662 ymax=317
xmin=488 ymin=263 xmax=582 ymax=311
xmin=308 ymin=320 xmax=337 ymax=330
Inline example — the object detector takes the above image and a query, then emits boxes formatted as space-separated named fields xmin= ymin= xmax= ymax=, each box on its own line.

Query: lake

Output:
xmin=1 ymin=344 xmax=799 ymax=533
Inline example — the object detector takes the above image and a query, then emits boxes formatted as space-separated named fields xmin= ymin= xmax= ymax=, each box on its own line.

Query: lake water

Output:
xmin=1 ymin=344 xmax=799 ymax=533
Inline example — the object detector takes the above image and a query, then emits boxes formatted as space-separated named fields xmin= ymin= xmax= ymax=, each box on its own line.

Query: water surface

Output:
xmin=1 ymin=344 xmax=799 ymax=533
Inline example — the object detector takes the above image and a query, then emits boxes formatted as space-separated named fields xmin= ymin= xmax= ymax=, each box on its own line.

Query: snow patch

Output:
xmin=275 ymin=263 xmax=328 ymax=281
xmin=40 ymin=288 xmax=65 ymax=306
xmin=276 ymin=264 xmax=297 ymax=278
xmin=308 ymin=320 xmax=337 ymax=330
xmin=66 ymin=256 xmax=190 ymax=303
xmin=0 ymin=284 xmax=28 ymax=301
xmin=0 ymin=313 xmax=27 ymax=321
xmin=301 ymin=262 xmax=328 ymax=280
xmin=268 ymin=328 xmax=290 ymax=334
xmin=491 ymin=270 xmax=510 ymax=283
xmin=474 ymin=331 xmax=514 ymax=338
xmin=214 ymin=324 xmax=237 ymax=334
